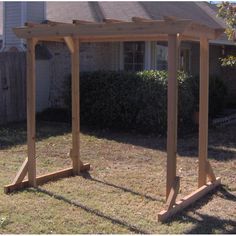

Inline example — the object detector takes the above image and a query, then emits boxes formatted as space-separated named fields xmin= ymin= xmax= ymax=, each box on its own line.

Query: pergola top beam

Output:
xmin=14 ymin=19 xmax=192 ymax=38
xmin=13 ymin=18 xmax=224 ymax=41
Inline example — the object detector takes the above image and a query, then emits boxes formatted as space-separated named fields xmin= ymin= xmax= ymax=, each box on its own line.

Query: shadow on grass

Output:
xmin=27 ymin=187 xmax=151 ymax=234
xmin=183 ymin=212 xmax=236 ymax=234
xmin=81 ymin=171 xmax=165 ymax=203
xmin=170 ymin=186 xmax=236 ymax=234
xmin=82 ymin=125 xmax=236 ymax=161
xmin=216 ymin=185 xmax=236 ymax=202
xmin=0 ymin=121 xmax=71 ymax=150
xmin=22 ymin=184 xmax=236 ymax=234
xmin=1 ymin=121 xmax=235 ymax=161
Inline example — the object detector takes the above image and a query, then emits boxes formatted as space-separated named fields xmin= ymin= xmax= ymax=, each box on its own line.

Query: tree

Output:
xmin=217 ymin=1 xmax=236 ymax=66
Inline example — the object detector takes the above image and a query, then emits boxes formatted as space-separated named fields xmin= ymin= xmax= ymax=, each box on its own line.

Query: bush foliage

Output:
xmin=188 ymin=75 xmax=228 ymax=118
xmin=64 ymin=70 xmax=227 ymax=134
xmin=64 ymin=70 xmax=193 ymax=133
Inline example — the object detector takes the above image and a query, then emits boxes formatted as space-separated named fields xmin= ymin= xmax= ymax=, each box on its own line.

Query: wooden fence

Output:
xmin=0 ymin=52 xmax=26 ymax=125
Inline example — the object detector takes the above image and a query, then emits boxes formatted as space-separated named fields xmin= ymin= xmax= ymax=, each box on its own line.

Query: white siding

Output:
xmin=26 ymin=2 xmax=45 ymax=23
xmin=4 ymin=2 xmax=23 ymax=49
xmin=3 ymin=2 xmax=45 ymax=51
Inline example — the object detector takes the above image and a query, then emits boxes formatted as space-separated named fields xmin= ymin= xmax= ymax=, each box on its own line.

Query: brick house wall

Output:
xmin=44 ymin=42 xmax=120 ymax=108
xmin=37 ymin=40 xmax=236 ymax=110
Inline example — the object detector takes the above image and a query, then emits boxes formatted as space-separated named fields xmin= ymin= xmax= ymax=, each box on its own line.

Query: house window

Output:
xmin=180 ymin=48 xmax=191 ymax=73
xmin=155 ymin=43 xmax=191 ymax=73
xmin=156 ymin=44 xmax=168 ymax=70
xmin=123 ymin=42 xmax=145 ymax=71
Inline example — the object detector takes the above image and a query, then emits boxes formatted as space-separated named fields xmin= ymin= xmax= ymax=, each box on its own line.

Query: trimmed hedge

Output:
xmin=188 ymin=75 xmax=228 ymax=118
xmin=64 ymin=70 xmax=195 ymax=134
xmin=63 ymin=70 xmax=227 ymax=134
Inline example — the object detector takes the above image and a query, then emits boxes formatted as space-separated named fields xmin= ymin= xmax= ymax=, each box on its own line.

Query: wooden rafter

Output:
xmin=72 ymin=20 xmax=94 ymax=25
xmin=184 ymin=22 xmax=224 ymax=40
xmin=131 ymin=17 xmax=152 ymax=22
xmin=42 ymin=20 xmax=71 ymax=26
xmin=103 ymin=18 xmax=125 ymax=23
xmin=25 ymin=22 xmax=39 ymax=27
xmin=163 ymin=16 xmax=180 ymax=22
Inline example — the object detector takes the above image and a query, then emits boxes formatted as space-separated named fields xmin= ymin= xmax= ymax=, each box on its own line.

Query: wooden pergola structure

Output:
xmin=4 ymin=17 xmax=224 ymax=222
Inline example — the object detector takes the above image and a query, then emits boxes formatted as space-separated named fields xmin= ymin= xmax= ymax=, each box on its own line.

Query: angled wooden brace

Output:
xmin=158 ymin=177 xmax=221 ymax=222
xmin=206 ymin=161 xmax=216 ymax=182
xmin=69 ymin=148 xmax=90 ymax=171
xmin=12 ymin=158 xmax=28 ymax=184
xmin=165 ymin=176 xmax=180 ymax=210
xmin=64 ymin=37 xmax=74 ymax=53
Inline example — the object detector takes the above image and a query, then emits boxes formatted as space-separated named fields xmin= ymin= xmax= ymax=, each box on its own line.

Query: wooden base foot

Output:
xmin=4 ymin=163 xmax=90 ymax=194
xmin=158 ymin=177 xmax=221 ymax=222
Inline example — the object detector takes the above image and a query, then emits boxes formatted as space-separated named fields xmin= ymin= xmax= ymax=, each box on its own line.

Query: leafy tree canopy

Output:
xmin=217 ymin=1 xmax=236 ymax=66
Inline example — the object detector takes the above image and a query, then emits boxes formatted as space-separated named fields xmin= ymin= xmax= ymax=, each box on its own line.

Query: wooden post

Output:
xmin=198 ymin=36 xmax=209 ymax=187
xmin=166 ymin=34 xmax=178 ymax=199
xmin=71 ymin=37 xmax=81 ymax=175
xmin=26 ymin=38 xmax=37 ymax=187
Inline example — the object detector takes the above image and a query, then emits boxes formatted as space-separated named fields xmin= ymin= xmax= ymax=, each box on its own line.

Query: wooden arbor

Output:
xmin=4 ymin=17 xmax=224 ymax=222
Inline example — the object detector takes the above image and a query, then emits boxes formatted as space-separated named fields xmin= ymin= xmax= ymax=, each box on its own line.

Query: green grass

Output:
xmin=0 ymin=121 xmax=235 ymax=233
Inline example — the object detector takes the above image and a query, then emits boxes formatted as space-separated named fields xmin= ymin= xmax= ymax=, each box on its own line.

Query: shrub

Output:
xmin=188 ymin=75 xmax=228 ymax=118
xmin=64 ymin=70 xmax=195 ymax=134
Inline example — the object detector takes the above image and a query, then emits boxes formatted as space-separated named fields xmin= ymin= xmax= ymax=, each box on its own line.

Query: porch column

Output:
xmin=27 ymin=38 xmax=37 ymax=187
xmin=166 ymin=34 xmax=179 ymax=199
xmin=198 ymin=36 xmax=209 ymax=187
xmin=71 ymin=37 xmax=81 ymax=175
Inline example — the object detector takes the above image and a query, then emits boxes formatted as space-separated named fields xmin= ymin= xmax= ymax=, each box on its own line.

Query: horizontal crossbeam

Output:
xmin=4 ymin=164 xmax=90 ymax=194
xmin=158 ymin=177 xmax=221 ymax=222
xmin=13 ymin=19 xmax=193 ymax=39
xmin=13 ymin=18 xmax=224 ymax=41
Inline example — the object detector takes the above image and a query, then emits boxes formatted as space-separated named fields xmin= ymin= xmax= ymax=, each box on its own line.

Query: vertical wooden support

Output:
xmin=166 ymin=34 xmax=178 ymax=199
xmin=198 ymin=36 xmax=209 ymax=187
xmin=26 ymin=38 xmax=37 ymax=187
xmin=71 ymin=37 xmax=81 ymax=175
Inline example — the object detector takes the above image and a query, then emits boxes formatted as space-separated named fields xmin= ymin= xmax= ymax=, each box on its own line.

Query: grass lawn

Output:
xmin=0 ymin=121 xmax=235 ymax=234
